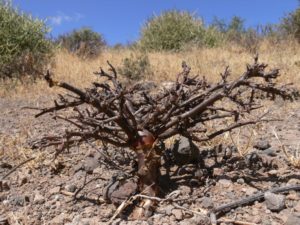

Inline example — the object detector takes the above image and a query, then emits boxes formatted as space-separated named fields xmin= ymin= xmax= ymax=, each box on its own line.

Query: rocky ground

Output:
xmin=0 ymin=95 xmax=300 ymax=225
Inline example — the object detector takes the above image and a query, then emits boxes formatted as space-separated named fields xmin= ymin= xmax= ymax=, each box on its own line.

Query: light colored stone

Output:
xmin=172 ymin=208 xmax=183 ymax=220
xmin=268 ymin=170 xmax=278 ymax=175
xmin=178 ymin=185 xmax=192 ymax=196
xmin=190 ymin=215 xmax=210 ymax=225
xmin=286 ymin=192 xmax=299 ymax=200
xmin=201 ymin=197 xmax=214 ymax=209
xmin=285 ymin=213 xmax=300 ymax=225
xmin=237 ymin=178 xmax=244 ymax=184
xmin=264 ymin=192 xmax=285 ymax=212
xmin=218 ymin=179 xmax=232 ymax=187
xmin=252 ymin=216 xmax=262 ymax=223
xmin=165 ymin=205 xmax=175 ymax=215
xmin=65 ymin=184 xmax=77 ymax=193
xmin=242 ymin=187 xmax=258 ymax=196
xmin=84 ymin=157 xmax=99 ymax=174
xmin=50 ymin=213 xmax=68 ymax=225
xmin=278 ymin=208 xmax=291 ymax=223
xmin=294 ymin=201 xmax=300 ymax=212
xmin=49 ymin=186 xmax=60 ymax=195
xmin=34 ymin=193 xmax=45 ymax=204
xmin=213 ymin=168 xmax=224 ymax=176
xmin=287 ymin=179 xmax=300 ymax=185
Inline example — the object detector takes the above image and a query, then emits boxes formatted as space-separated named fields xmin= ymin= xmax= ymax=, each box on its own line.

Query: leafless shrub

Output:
xmin=30 ymin=55 xmax=298 ymax=218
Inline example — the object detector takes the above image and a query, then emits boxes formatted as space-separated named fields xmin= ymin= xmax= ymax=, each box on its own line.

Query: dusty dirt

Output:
xmin=0 ymin=95 xmax=300 ymax=225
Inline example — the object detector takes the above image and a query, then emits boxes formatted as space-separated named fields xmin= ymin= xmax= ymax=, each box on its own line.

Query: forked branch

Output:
xmin=31 ymin=56 xmax=298 ymax=154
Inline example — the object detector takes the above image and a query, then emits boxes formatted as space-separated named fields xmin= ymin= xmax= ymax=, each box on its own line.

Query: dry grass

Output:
xmin=0 ymin=121 xmax=47 ymax=170
xmin=1 ymin=39 xmax=299 ymax=100
xmin=273 ymin=128 xmax=300 ymax=168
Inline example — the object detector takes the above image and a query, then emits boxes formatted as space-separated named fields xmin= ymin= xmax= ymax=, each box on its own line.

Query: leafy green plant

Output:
xmin=210 ymin=16 xmax=262 ymax=52
xmin=118 ymin=53 xmax=151 ymax=81
xmin=215 ymin=16 xmax=246 ymax=44
xmin=0 ymin=1 xmax=54 ymax=79
xmin=139 ymin=10 xmax=217 ymax=51
xmin=57 ymin=27 xmax=106 ymax=58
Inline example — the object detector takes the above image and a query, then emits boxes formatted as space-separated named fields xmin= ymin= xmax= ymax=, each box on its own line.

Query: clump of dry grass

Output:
xmin=227 ymin=126 xmax=257 ymax=158
xmin=0 ymin=124 xmax=47 ymax=170
xmin=273 ymin=128 xmax=300 ymax=168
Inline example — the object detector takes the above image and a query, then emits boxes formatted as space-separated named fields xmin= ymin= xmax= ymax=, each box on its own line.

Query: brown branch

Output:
xmin=32 ymin=57 xmax=298 ymax=150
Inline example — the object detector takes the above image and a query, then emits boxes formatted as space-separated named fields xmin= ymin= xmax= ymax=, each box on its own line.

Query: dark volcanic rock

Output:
xmin=259 ymin=148 xmax=277 ymax=157
xmin=254 ymin=140 xmax=271 ymax=150
xmin=9 ymin=195 xmax=29 ymax=206
xmin=106 ymin=180 xmax=138 ymax=205
xmin=172 ymin=137 xmax=199 ymax=165
xmin=0 ymin=216 xmax=9 ymax=225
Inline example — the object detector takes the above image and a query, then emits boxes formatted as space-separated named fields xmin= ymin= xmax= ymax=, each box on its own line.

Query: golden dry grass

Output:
xmin=1 ymin=39 xmax=299 ymax=99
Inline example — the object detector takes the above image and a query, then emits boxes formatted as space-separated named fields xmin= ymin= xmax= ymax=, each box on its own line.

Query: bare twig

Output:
xmin=218 ymin=218 xmax=259 ymax=225
xmin=108 ymin=191 xmax=207 ymax=224
xmin=273 ymin=128 xmax=300 ymax=168
xmin=211 ymin=184 xmax=300 ymax=215
xmin=1 ymin=157 xmax=35 ymax=180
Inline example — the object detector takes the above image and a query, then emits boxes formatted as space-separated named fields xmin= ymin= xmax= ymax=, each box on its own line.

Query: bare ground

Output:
xmin=1 ymin=95 xmax=300 ymax=225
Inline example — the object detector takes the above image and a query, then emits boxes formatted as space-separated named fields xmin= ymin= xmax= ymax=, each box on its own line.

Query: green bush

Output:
xmin=57 ymin=27 xmax=106 ymax=58
xmin=139 ymin=10 xmax=216 ymax=51
xmin=210 ymin=16 xmax=261 ymax=52
xmin=280 ymin=7 xmax=300 ymax=42
xmin=118 ymin=53 xmax=151 ymax=81
xmin=0 ymin=1 xmax=54 ymax=79
xmin=199 ymin=27 xmax=221 ymax=48
xmin=211 ymin=16 xmax=246 ymax=43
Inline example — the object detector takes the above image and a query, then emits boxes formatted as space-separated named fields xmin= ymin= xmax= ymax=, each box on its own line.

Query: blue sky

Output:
xmin=13 ymin=0 xmax=299 ymax=45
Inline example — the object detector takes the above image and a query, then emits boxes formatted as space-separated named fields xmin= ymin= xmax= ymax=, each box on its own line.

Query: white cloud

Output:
xmin=50 ymin=16 xmax=62 ymax=25
xmin=49 ymin=12 xmax=84 ymax=26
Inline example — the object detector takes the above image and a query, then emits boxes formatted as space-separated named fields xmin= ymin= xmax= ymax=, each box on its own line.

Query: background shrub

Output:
xmin=280 ymin=6 xmax=300 ymax=42
xmin=211 ymin=16 xmax=246 ymax=43
xmin=57 ymin=27 xmax=106 ymax=58
xmin=211 ymin=16 xmax=262 ymax=53
xmin=118 ymin=53 xmax=151 ymax=81
xmin=0 ymin=1 xmax=54 ymax=80
xmin=139 ymin=10 xmax=217 ymax=51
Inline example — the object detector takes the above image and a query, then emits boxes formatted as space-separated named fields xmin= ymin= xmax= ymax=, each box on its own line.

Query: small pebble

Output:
xmin=237 ymin=178 xmax=244 ymax=184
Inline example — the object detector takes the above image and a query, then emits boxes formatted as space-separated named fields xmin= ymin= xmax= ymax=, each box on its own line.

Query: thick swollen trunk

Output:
xmin=131 ymin=150 xmax=160 ymax=219
xmin=137 ymin=151 xmax=159 ymax=195
xmin=131 ymin=130 xmax=161 ymax=219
